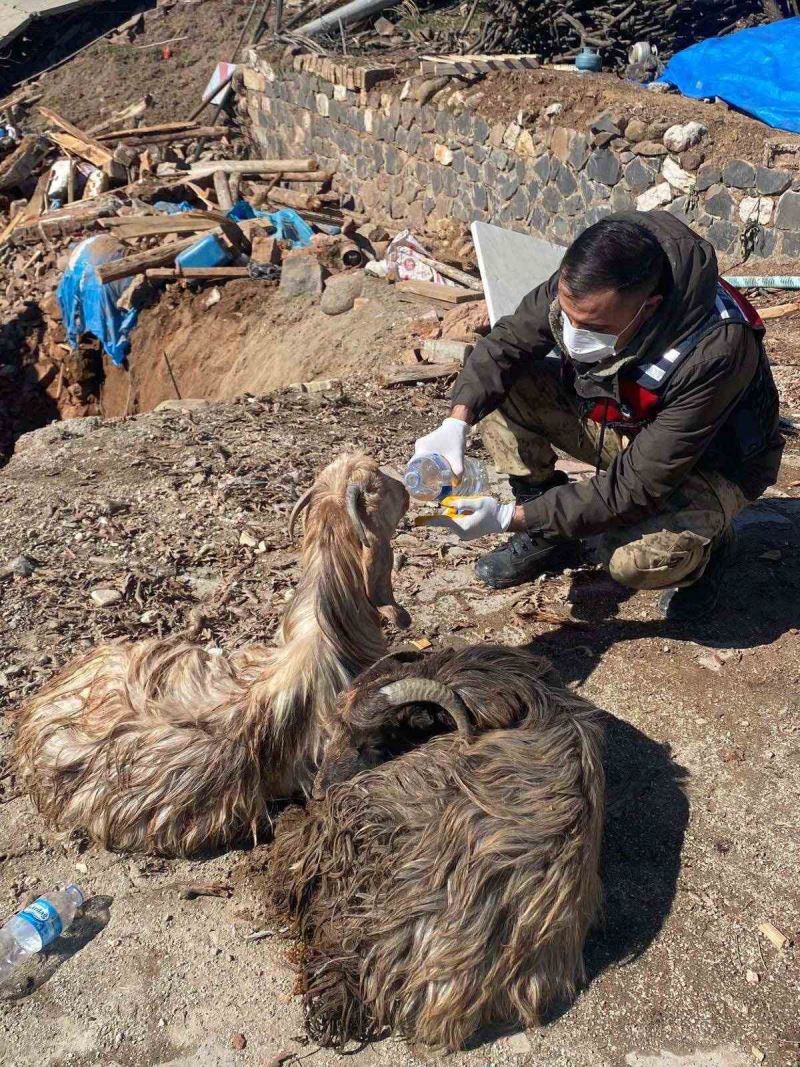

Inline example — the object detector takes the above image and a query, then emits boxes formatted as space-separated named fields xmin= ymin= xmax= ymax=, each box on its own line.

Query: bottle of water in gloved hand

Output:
xmin=404 ymin=454 xmax=488 ymax=502
xmin=0 ymin=884 xmax=85 ymax=983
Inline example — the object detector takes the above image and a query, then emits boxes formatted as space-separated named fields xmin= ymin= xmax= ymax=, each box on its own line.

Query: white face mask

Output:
xmin=561 ymin=300 xmax=649 ymax=365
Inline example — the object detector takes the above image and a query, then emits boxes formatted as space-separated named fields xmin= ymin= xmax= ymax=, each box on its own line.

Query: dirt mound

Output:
xmin=100 ymin=276 xmax=423 ymax=416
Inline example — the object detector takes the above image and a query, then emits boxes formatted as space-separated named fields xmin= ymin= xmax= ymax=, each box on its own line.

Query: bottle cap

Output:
xmin=65 ymin=884 xmax=85 ymax=906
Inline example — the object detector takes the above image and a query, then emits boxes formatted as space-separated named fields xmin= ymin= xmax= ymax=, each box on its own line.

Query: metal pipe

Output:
xmin=296 ymin=0 xmax=401 ymax=38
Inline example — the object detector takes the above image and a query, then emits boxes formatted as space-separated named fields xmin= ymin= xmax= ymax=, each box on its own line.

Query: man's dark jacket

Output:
xmin=451 ymin=211 xmax=784 ymax=540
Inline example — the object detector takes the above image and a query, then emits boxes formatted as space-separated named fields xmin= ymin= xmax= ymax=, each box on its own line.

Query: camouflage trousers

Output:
xmin=479 ymin=360 xmax=748 ymax=590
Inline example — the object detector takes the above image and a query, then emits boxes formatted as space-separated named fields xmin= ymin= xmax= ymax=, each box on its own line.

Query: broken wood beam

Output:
xmin=38 ymin=105 xmax=126 ymax=180
xmin=89 ymin=95 xmax=152 ymax=135
xmin=96 ymin=120 xmax=201 ymax=140
xmin=163 ymin=158 xmax=319 ymax=181
xmin=0 ymin=135 xmax=49 ymax=192
xmin=97 ymin=217 xmax=249 ymax=284
xmin=101 ymin=210 xmax=227 ymax=240
xmin=213 ymin=170 xmax=234 ymax=214
xmin=104 ymin=127 xmax=230 ymax=147
xmin=396 ymin=280 xmax=484 ymax=305
xmin=264 ymin=186 xmax=322 ymax=211
xmin=420 ymin=53 xmax=540 ymax=76
xmin=417 ymin=254 xmax=484 ymax=292
xmin=382 ymin=362 xmax=462 ymax=386
xmin=756 ymin=301 xmax=800 ymax=320
xmin=146 ymin=266 xmax=251 ymax=280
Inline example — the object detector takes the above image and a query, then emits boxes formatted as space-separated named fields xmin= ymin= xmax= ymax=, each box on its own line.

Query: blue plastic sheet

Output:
xmin=659 ymin=18 xmax=800 ymax=133
xmin=57 ymin=235 xmax=139 ymax=367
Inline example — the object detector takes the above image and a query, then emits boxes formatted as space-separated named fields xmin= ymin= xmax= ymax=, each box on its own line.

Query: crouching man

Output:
xmin=414 ymin=212 xmax=784 ymax=621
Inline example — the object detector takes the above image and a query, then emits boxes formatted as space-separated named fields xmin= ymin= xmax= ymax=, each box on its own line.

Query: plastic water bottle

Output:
xmin=404 ymin=454 xmax=488 ymax=502
xmin=0 ymin=885 xmax=84 ymax=983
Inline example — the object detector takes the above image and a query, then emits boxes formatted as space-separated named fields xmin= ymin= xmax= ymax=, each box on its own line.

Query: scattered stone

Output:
xmin=2 ymin=555 xmax=38 ymax=578
xmin=663 ymin=157 xmax=696 ymax=194
xmin=434 ymin=143 xmax=453 ymax=166
xmin=739 ymin=196 xmax=773 ymax=225
xmin=205 ymin=287 xmax=221 ymax=309
xmin=516 ymin=129 xmax=537 ymax=157
xmin=636 ymin=182 xmax=673 ymax=211
xmin=230 ymin=1033 xmax=247 ymax=1051
xmin=279 ymin=252 xmax=327 ymax=298
xmin=755 ymin=165 xmax=791 ymax=196
xmin=321 ymin=271 xmax=364 ymax=315
xmin=544 ymin=102 xmax=563 ymax=118
xmin=775 ymin=189 xmax=800 ymax=230
xmin=634 ymin=140 xmax=668 ymax=158
xmin=663 ymin=121 xmax=706 ymax=154
xmin=589 ymin=111 xmax=621 ymax=136
xmin=239 ymin=530 xmax=258 ymax=548
xmin=90 ymin=588 xmax=122 ymax=608
xmin=352 ymin=296 xmax=371 ymax=311
xmin=745 ymin=969 xmax=760 ymax=985
xmin=139 ymin=610 xmax=158 ymax=624
xmin=503 ymin=121 xmax=522 ymax=150
xmin=722 ymin=159 xmax=756 ymax=189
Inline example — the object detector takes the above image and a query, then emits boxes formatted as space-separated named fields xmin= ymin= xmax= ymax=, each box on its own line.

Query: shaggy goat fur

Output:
xmin=268 ymin=644 xmax=605 ymax=1051
xmin=13 ymin=453 xmax=409 ymax=857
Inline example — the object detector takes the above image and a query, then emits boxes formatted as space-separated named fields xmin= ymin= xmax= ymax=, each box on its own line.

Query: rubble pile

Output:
xmin=473 ymin=0 xmax=772 ymax=67
xmin=0 ymin=77 xmax=401 ymax=454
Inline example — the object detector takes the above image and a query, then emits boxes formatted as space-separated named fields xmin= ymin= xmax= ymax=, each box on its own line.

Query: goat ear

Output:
xmin=346 ymin=483 xmax=370 ymax=547
xmin=361 ymin=536 xmax=411 ymax=630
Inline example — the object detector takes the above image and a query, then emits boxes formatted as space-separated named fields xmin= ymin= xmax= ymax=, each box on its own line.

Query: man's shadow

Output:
xmin=0 ymin=895 xmax=112 ymax=1002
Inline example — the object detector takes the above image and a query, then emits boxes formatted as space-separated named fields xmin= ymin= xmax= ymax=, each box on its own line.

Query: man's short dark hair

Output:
xmin=560 ymin=219 xmax=667 ymax=298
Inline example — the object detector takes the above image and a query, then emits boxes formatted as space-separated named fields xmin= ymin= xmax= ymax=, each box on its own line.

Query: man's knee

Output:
xmin=606 ymin=530 xmax=712 ymax=590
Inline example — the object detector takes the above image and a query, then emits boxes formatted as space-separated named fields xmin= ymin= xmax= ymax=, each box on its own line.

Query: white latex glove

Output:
xmin=425 ymin=496 xmax=516 ymax=541
xmin=413 ymin=417 xmax=469 ymax=480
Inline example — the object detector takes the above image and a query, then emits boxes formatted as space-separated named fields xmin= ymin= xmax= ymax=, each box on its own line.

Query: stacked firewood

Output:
xmin=472 ymin=0 xmax=782 ymax=68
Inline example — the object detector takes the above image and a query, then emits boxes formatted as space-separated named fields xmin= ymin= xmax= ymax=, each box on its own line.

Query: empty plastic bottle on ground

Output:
xmin=0 ymin=885 xmax=84 ymax=983
xmin=404 ymin=454 xmax=488 ymax=502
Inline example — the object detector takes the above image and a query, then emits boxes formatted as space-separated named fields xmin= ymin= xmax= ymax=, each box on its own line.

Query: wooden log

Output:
xmin=104 ymin=127 xmax=230 ymax=147
xmin=756 ymin=301 xmax=800 ymax=320
xmin=147 ymin=266 xmax=251 ymax=279
xmin=0 ymin=135 xmax=49 ymax=192
xmin=420 ymin=52 xmax=540 ymax=76
xmin=396 ymin=280 xmax=484 ymax=305
xmin=0 ymin=167 xmax=50 ymax=245
xmin=89 ymin=96 xmax=152 ymax=135
xmin=96 ymin=218 xmax=248 ymax=284
xmin=213 ymin=170 xmax=234 ymax=214
xmin=162 ymin=158 xmax=319 ymax=180
xmin=382 ymin=362 xmax=461 ymax=386
xmin=265 ymin=186 xmax=322 ymax=211
xmin=97 ymin=120 xmax=201 ymax=141
xmin=101 ymin=210 xmax=227 ymax=239
xmin=417 ymin=254 xmax=484 ymax=292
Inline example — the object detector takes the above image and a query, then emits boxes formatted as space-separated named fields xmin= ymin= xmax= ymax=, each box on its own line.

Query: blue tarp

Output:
xmin=659 ymin=17 xmax=800 ymax=133
xmin=57 ymin=235 xmax=139 ymax=367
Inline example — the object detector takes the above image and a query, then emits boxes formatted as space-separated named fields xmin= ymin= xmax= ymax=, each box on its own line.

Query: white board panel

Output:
xmin=471 ymin=221 xmax=565 ymax=326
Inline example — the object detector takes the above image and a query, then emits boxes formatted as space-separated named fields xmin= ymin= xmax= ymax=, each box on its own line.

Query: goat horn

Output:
xmin=379 ymin=678 xmax=473 ymax=739
xmin=288 ymin=486 xmax=314 ymax=541
xmin=346 ymin=483 xmax=369 ymax=547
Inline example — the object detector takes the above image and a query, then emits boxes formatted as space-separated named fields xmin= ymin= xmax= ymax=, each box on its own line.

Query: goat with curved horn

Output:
xmin=379 ymin=678 xmax=473 ymax=739
xmin=14 ymin=453 xmax=410 ymax=857
xmin=268 ymin=643 xmax=606 ymax=1052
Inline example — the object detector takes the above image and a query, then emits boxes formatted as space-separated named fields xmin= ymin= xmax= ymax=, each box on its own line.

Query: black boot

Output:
xmin=475 ymin=472 xmax=577 ymax=590
xmin=658 ymin=525 xmax=738 ymax=622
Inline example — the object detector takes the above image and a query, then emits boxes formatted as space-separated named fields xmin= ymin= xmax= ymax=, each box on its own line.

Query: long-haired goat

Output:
xmin=13 ymin=453 xmax=410 ymax=857
xmin=268 ymin=643 xmax=605 ymax=1052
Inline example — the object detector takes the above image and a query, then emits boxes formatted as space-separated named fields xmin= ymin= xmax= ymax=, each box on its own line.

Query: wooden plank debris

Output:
xmin=417 ymin=254 xmax=484 ymax=292
xmin=38 ymin=105 xmax=126 ymax=179
xmin=396 ymin=280 xmax=485 ymax=305
xmin=758 ymin=921 xmax=789 ymax=950
xmin=756 ymin=301 xmax=800 ymax=320
xmin=146 ymin=266 xmax=251 ymax=280
xmin=291 ymin=53 xmax=394 ymax=91
xmin=420 ymin=53 xmax=539 ymax=76
xmin=158 ymin=158 xmax=319 ymax=181
xmin=213 ymin=170 xmax=234 ymax=214
xmin=382 ymin=362 xmax=461 ymax=386
xmin=102 ymin=126 xmax=230 ymax=147
xmin=0 ymin=135 xmax=49 ymax=191
xmin=101 ymin=210 xmax=227 ymax=240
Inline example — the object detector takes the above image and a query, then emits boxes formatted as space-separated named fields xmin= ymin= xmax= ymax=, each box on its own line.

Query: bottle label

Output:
xmin=18 ymin=899 xmax=62 ymax=945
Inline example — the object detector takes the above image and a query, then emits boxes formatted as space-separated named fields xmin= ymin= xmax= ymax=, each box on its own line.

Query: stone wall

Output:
xmin=238 ymin=50 xmax=800 ymax=260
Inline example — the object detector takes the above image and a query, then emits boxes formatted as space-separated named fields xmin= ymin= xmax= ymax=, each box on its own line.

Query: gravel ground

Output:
xmin=0 ymin=377 xmax=797 ymax=1067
